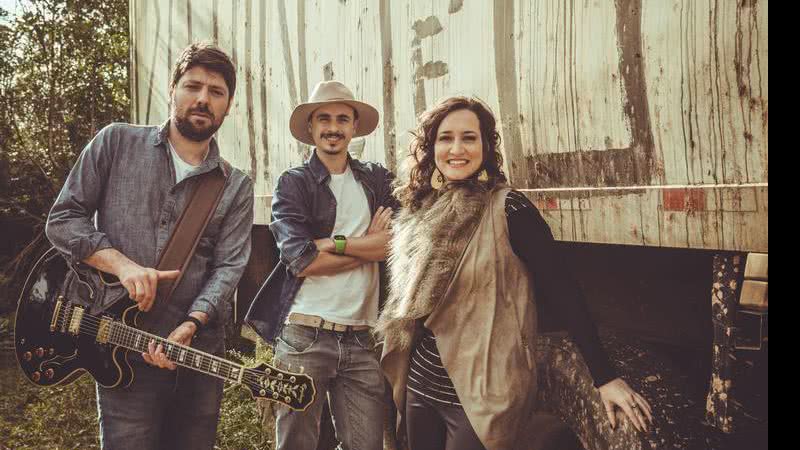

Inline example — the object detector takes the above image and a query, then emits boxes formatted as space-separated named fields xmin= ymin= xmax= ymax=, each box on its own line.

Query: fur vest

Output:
xmin=375 ymin=181 xmax=493 ymax=348
xmin=379 ymin=185 xmax=539 ymax=450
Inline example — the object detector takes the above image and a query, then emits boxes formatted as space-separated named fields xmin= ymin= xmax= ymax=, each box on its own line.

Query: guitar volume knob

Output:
xmin=23 ymin=352 xmax=32 ymax=361
xmin=35 ymin=347 xmax=44 ymax=358
xmin=31 ymin=371 xmax=41 ymax=382
xmin=45 ymin=369 xmax=54 ymax=379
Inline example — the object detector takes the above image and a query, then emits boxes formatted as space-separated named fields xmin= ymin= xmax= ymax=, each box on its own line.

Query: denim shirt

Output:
xmin=245 ymin=150 xmax=398 ymax=344
xmin=45 ymin=121 xmax=254 ymax=354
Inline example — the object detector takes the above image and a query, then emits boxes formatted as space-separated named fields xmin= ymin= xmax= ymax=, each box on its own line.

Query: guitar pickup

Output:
xmin=50 ymin=297 xmax=64 ymax=332
xmin=96 ymin=317 xmax=112 ymax=344
xmin=68 ymin=306 xmax=84 ymax=336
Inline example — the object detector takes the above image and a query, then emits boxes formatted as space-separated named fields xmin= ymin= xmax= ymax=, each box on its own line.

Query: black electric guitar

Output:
xmin=14 ymin=247 xmax=315 ymax=411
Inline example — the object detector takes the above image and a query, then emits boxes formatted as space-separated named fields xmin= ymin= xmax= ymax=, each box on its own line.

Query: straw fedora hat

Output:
xmin=289 ymin=80 xmax=380 ymax=145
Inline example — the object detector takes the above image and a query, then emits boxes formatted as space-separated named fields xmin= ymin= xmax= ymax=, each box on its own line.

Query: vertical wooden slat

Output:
xmin=130 ymin=0 xmax=767 ymax=252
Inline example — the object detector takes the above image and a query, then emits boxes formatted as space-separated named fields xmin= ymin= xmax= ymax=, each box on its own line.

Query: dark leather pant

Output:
xmin=405 ymin=387 xmax=486 ymax=450
xmin=404 ymin=386 xmax=585 ymax=450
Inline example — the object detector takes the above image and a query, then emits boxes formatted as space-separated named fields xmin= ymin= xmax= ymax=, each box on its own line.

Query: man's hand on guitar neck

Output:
xmin=84 ymin=248 xmax=180 ymax=312
xmin=142 ymin=311 xmax=209 ymax=370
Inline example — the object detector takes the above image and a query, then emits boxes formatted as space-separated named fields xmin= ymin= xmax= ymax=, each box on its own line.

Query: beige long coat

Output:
xmin=381 ymin=187 xmax=539 ymax=450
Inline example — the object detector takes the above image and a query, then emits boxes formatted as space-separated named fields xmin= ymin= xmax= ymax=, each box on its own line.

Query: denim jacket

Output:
xmin=245 ymin=150 xmax=398 ymax=344
xmin=46 ymin=122 xmax=254 ymax=354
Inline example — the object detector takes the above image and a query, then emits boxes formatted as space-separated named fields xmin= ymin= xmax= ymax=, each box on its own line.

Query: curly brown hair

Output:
xmin=395 ymin=96 xmax=507 ymax=210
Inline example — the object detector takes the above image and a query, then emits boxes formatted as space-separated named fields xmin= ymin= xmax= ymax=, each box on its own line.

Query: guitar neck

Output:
xmin=107 ymin=321 xmax=247 ymax=384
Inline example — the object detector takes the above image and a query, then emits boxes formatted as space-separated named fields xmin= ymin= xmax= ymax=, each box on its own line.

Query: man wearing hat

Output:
xmin=245 ymin=80 xmax=397 ymax=450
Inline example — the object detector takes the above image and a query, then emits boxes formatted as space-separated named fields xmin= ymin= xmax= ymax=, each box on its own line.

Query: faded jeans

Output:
xmin=274 ymin=324 xmax=386 ymax=450
xmin=96 ymin=358 xmax=224 ymax=450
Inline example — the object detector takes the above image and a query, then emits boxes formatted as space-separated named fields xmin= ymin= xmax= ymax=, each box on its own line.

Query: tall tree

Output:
xmin=0 ymin=0 xmax=129 ymax=310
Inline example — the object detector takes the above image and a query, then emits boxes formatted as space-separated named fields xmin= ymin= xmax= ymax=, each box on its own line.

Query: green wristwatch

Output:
xmin=333 ymin=235 xmax=347 ymax=254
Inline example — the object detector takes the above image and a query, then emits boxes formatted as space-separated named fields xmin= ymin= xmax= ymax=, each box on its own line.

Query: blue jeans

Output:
xmin=96 ymin=358 xmax=224 ymax=450
xmin=274 ymin=324 xmax=386 ymax=450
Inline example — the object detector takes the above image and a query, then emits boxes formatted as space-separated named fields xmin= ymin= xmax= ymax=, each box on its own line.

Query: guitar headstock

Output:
xmin=242 ymin=363 xmax=316 ymax=411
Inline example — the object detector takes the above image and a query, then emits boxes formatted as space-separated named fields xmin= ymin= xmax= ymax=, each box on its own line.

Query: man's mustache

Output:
xmin=188 ymin=106 xmax=214 ymax=119
xmin=320 ymin=133 xmax=344 ymax=139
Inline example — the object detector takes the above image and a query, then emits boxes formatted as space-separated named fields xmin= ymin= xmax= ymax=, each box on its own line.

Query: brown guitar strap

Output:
xmin=154 ymin=165 xmax=228 ymax=304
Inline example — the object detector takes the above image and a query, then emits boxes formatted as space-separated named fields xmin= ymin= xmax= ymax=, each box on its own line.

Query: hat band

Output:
xmin=310 ymin=96 xmax=355 ymax=102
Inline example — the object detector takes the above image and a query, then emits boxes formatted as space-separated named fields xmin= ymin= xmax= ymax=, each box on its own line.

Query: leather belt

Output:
xmin=286 ymin=312 xmax=371 ymax=333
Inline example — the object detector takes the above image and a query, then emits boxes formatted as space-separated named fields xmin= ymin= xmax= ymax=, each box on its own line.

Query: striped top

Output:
xmin=407 ymin=327 xmax=461 ymax=405
xmin=406 ymin=190 xmax=616 ymax=405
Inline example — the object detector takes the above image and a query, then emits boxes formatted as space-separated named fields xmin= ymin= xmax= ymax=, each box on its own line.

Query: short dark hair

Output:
xmin=395 ymin=96 xmax=507 ymax=210
xmin=170 ymin=41 xmax=236 ymax=99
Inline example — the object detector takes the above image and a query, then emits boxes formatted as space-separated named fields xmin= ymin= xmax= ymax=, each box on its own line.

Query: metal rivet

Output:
xmin=260 ymin=389 xmax=266 ymax=396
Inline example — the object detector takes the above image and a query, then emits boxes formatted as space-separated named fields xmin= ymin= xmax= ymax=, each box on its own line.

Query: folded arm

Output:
xmin=270 ymin=173 xmax=369 ymax=278
xmin=314 ymin=206 xmax=393 ymax=263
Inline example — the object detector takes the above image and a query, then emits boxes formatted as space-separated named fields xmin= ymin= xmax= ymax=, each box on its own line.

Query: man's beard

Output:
xmin=173 ymin=107 xmax=222 ymax=141
xmin=317 ymin=133 xmax=347 ymax=155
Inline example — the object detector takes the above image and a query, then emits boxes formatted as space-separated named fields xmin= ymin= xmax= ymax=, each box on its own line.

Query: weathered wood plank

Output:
xmin=131 ymin=0 xmax=768 ymax=252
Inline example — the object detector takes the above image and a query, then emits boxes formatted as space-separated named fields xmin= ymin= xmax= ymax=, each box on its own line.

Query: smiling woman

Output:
xmin=433 ymin=109 xmax=485 ymax=182
xmin=378 ymin=96 xmax=653 ymax=450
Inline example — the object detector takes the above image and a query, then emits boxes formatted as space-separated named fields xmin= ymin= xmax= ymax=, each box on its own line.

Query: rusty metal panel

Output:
xmin=130 ymin=0 xmax=768 ymax=252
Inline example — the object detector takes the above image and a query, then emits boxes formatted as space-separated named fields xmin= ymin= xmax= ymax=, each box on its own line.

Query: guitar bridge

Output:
xmin=96 ymin=317 xmax=112 ymax=344
xmin=68 ymin=306 xmax=84 ymax=336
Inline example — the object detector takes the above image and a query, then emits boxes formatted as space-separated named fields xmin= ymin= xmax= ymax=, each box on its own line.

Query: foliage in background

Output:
xmin=0 ymin=0 xmax=129 ymax=312
xmin=0 ymin=345 xmax=277 ymax=449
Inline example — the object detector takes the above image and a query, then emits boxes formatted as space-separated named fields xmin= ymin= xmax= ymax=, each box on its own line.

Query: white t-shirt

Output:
xmin=168 ymin=140 xmax=202 ymax=184
xmin=290 ymin=165 xmax=380 ymax=326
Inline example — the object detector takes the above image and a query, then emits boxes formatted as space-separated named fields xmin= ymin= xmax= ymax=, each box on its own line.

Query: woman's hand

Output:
xmin=598 ymin=377 xmax=653 ymax=433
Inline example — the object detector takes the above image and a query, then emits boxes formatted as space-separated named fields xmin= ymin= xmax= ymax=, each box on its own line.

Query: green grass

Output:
xmin=0 ymin=342 xmax=277 ymax=449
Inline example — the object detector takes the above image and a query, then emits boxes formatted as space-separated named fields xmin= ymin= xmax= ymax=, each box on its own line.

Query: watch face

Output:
xmin=334 ymin=235 xmax=346 ymax=241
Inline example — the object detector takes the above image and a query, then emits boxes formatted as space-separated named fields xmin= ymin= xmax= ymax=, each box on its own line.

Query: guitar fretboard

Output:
xmin=108 ymin=322 xmax=245 ymax=383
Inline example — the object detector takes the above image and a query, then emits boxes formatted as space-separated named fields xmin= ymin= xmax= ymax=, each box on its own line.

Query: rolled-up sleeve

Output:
xmin=190 ymin=177 xmax=255 ymax=324
xmin=269 ymin=172 xmax=318 ymax=277
xmin=45 ymin=125 xmax=116 ymax=264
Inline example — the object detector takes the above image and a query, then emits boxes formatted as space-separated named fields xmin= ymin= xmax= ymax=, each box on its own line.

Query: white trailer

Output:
xmin=130 ymin=0 xmax=768 ymax=439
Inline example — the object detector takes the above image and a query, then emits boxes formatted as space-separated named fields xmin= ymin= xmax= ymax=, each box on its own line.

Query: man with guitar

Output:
xmin=44 ymin=42 xmax=253 ymax=449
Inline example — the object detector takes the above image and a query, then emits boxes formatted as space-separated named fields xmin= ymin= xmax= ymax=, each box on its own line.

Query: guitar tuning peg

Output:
xmin=286 ymin=363 xmax=292 ymax=371
xmin=299 ymin=365 xmax=305 ymax=374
